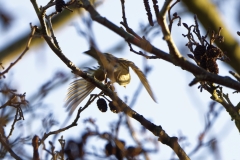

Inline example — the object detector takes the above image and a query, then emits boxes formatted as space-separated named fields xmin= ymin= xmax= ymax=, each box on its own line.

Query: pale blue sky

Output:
xmin=1 ymin=0 xmax=240 ymax=159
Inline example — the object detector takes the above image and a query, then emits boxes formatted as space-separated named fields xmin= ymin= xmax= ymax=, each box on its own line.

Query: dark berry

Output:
xmin=97 ymin=98 xmax=107 ymax=112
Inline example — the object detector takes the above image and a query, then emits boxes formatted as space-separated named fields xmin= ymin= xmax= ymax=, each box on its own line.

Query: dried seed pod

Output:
xmin=109 ymin=101 xmax=120 ymax=113
xmin=55 ymin=0 xmax=66 ymax=12
xmin=193 ymin=45 xmax=206 ymax=62
xmin=206 ymin=59 xmax=219 ymax=74
xmin=126 ymin=146 xmax=142 ymax=157
xmin=105 ymin=142 xmax=115 ymax=156
xmin=143 ymin=0 xmax=154 ymax=26
xmin=152 ymin=0 xmax=159 ymax=17
xmin=199 ymin=54 xmax=208 ymax=70
xmin=115 ymin=144 xmax=123 ymax=160
xmin=117 ymin=140 xmax=125 ymax=149
xmin=207 ymin=45 xmax=223 ymax=58
xmin=97 ymin=98 xmax=107 ymax=112
xmin=187 ymin=54 xmax=195 ymax=60
xmin=237 ymin=31 xmax=240 ymax=36
xmin=182 ymin=23 xmax=189 ymax=29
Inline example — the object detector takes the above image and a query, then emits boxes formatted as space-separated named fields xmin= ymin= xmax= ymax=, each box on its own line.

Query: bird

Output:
xmin=66 ymin=47 xmax=156 ymax=113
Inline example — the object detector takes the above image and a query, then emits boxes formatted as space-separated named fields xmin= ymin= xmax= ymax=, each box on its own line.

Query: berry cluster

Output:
xmin=96 ymin=98 xmax=120 ymax=113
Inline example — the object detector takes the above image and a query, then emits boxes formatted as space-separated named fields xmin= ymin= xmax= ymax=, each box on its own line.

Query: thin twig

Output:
xmin=46 ymin=13 xmax=61 ymax=50
xmin=40 ymin=107 xmax=81 ymax=145
xmin=42 ymin=1 xmax=56 ymax=11
xmin=229 ymin=71 xmax=240 ymax=82
xmin=119 ymin=0 xmax=143 ymax=56
xmin=32 ymin=135 xmax=40 ymax=160
xmin=188 ymin=104 xmax=223 ymax=157
xmin=143 ymin=0 xmax=154 ymax=26
xmin=125 ymin=116 xmax=150 ymax=160
xmin=0 ymin=95 xmax=16 ymax=109
xmin=168 ymin=0 xmax=180 ymax=32
xmin=119 ymin=1 xmax=141 ymax=39
xmin=158 ymin=0 xmax=182 ymax=58
xmin=0 ymin=134 xmax=22 ymax=160
xmin=7 ymin=107 xmax=23 ymax=139
xmin=39 ymin=94 xmax=97 ymax=146
xmin=114 ymin=113 xmax=123 ymax=138
xmin=128 ymin=44 xmax=158 ymax=59
xmin=0 ymin=24 xmax=36 ymax=77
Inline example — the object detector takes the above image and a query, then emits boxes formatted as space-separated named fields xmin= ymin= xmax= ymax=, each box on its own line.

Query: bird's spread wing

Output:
xmin=120 ymin=59 xmax=156 ymax=102
xmin=66 ymin=79 xmax=96 ymax=114
xmin=65 ymin=68 xmax=98 ymax=114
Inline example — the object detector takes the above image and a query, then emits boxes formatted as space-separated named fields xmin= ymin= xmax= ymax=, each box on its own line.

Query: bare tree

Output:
xmin=0 ymin=0 xmax=240 ymax=159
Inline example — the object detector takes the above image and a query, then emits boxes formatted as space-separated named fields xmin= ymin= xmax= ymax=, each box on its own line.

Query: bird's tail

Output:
xmin=84 ymin=47 xmax=110 ymax=72
xmin=84 ymin=47 xmax=100 ymax=61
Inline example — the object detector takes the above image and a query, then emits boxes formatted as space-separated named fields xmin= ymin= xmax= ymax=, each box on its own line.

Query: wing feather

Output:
xmin=65 ymin=67 xmax=99 ymax=114
xmin=120 ymin=59 xmax=156 ymax=102
xmin=66 ymin=78 xmax=96 ymax=114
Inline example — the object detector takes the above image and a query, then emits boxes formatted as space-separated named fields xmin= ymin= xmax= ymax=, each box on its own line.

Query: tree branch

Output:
xmin=0 ymin=24 xmax=36 ymax=78
xmin=0 ymin=134 xmax=22 ymax=160
xmin=80 ymin=0 xmax=240 ymax=92
xmin=181 ymin=0 xmax=240 ymax=73
xmin=30 ymin=0 xmax=190 ymax=159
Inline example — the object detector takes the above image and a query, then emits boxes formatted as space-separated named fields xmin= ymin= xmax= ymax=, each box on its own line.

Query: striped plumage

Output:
xmin=66 ymin=67 xmax=105 ymax=113
xmin=66 ymin=47 xmax=156 ymax=114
